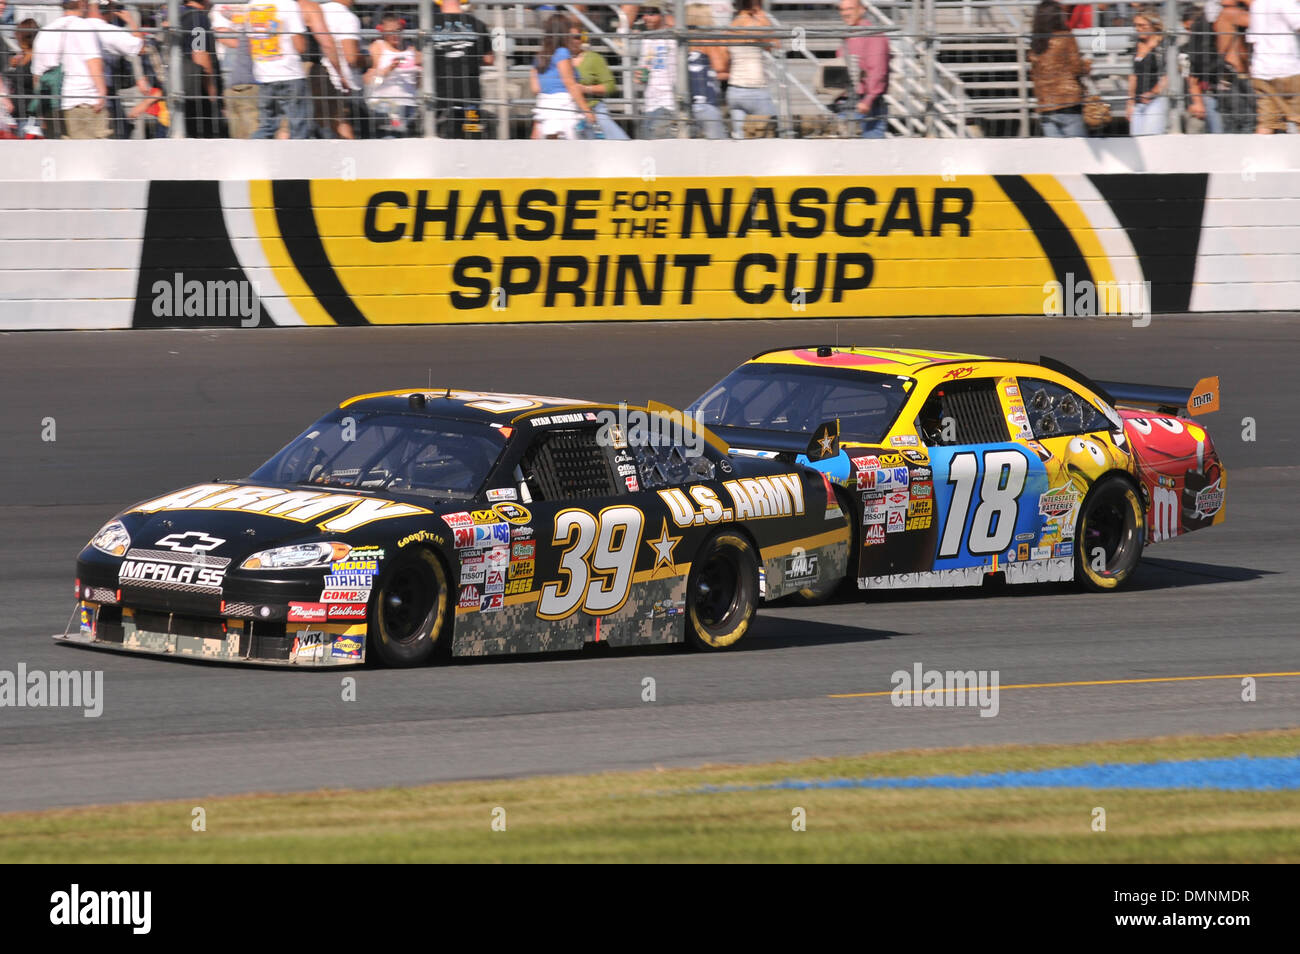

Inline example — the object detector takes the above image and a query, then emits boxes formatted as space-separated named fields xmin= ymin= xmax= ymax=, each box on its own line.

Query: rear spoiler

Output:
xmin=1094 ymin=376 xmax=1220 ymax=417
xmin=1038 ymin=356 xmax=1219 ymax=417
xmin=710 ymin=420 xmax=841 ymax=462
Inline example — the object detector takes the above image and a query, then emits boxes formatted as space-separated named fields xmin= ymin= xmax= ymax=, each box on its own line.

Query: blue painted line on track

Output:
xmin=693 ymin=755 xmax=1300 ymax=793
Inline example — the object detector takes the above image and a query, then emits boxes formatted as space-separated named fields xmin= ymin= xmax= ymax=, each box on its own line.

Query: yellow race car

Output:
xmin=688 ymin=347 xmax=1225 ymax=595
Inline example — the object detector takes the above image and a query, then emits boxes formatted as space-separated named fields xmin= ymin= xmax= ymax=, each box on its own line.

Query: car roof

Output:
xmin=338 ymin=390 xmax=732 ymax=455
xmin=746 ymin=346 xmax=1001 ymax=377
xmin=338 ymin=389 xmax=603 ymax=424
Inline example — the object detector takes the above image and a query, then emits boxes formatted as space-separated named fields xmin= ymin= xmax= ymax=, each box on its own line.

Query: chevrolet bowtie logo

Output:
xmin=154 ymin=532 xmax=226 ymax=553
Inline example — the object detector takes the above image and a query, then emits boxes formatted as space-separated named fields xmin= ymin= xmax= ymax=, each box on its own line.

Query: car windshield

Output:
xmin=688 ymin=363 xmax=913 ymax=444
xmin=251 ymin=412 xmax=507 ymax=500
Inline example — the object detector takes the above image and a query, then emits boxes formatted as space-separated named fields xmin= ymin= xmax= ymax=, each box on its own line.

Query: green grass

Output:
xmin=5 ymin=729 xmax=1300 ymax=862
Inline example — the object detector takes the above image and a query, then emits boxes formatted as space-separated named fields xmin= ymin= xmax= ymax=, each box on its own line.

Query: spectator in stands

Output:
xmin=212 ymin=3 xmax=258 ymax=138
xmin=2 ymin=18 xmax=38 ymax=131
xmin=314 ymin=0 xmax=362 ymax=138
xmin=0 ymin=73 xmax=12 ymax=136
xmin=1213 ymin=1 xmax=1257 ymax=131
xmin=214 ymin=0 xmax=340 ymax=139
xmin=431 ymin=0 xmax=494 ymax=138
xmin=366 ymin=12 xmax=421 ymax=137
xmin=1030 ymin=0 xmax=1091 ymax=136
xmin=86 ymin=2 xmax=146 ymax=139
xmin=635 ymin=1 xmax=677 ymax=137
xmin=838 ymin=0 xmax=889 ymax=138
xmin=0 ymin=1 xmax=15 ymax=79
xmin=570 ymin=21 xmax=630 ymax=138
xmin=178 ymin=0 xmax=223 ymax=137
xmin=1127 ymin=7 xmax=1169 ymax=134
xmin=530 ymin=13 xmax=593 ymax=139
xmin=1183 ymin=2 xmax=1224 ymax=131
xmin=727 ymin=0 xmax=779 ymax=137
xmin=33 ymin=0 xmax=110 ymax=140
xmin=1067 ymin=3 xmax=1094 ymax=28
xmin=686 ymin=3 xmax=727 ymax=138
xmin=1245 ymin=0 xmax=1300 ymax=131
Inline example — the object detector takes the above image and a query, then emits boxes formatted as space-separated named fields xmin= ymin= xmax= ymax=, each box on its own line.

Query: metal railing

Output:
xmin=2 ymin=0 xmax=1293 ymax=140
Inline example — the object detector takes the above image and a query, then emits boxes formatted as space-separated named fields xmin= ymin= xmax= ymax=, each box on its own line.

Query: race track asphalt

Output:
xmin=1 ymin=314 xmax=1297 ymax=811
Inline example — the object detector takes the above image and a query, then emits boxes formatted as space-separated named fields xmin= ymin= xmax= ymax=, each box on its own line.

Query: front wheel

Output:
xmin=685 ymin=531 xmax=759 ymax=650
xmin=369 ymin=548 xmax=451 ymax=666
xmin=1075 ymin=476 xmax=1145 ymax=591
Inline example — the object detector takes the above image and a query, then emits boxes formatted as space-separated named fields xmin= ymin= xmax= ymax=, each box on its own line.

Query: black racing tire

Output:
xmin=685 ymin=530 xmax=759 ymax=651
xmin=368 ymin=547 xmax=451 ymax=667
xmin=1075 ymin=475 xmax=1145 ymax=592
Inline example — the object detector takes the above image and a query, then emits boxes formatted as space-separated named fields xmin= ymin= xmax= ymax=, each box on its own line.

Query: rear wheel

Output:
xmin=685 ymin=531 xmax=759 ymax=650
xmin=369 ymin=548 xmax=451 ymax=666
xmin=1075 ymin=476 xmax=1145 ymax=591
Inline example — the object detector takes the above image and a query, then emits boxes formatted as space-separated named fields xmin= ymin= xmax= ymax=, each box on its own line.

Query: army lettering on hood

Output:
xmin=131 ymin=484 xmax=430 ymax=532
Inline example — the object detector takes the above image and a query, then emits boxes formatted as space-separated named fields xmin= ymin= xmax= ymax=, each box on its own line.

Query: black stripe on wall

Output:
xmin=132 ymin=180 xmax=265 ymax=328
xmin=1088 ymin=174 xmax=1208 ymax=314
xmin=271 ymin=179 xmax=370 ymax=326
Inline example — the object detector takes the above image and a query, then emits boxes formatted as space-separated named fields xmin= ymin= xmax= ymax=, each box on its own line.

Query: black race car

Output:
xmin=60 ymin=390 xmax=849 ymax=666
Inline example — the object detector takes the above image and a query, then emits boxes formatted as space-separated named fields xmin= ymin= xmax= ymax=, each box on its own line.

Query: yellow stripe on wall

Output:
xmin=249 ymin=179 xmax=338 ymax=326
xmin=1023 ymin=174 xmax=1118 ymax=289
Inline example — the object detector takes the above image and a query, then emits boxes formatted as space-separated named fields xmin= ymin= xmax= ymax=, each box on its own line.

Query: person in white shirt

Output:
xmin=1246 ymin=0 xmax=1300 ymax=131
xmin=85 ymin=1 xmax=145 ymax=138
xmin=311 ymin=0 xmax=361 ymax=138
xmin=365 ymin=12 xmax=422 ymax=136
xmin=635 ymin=1 xmax=677 ymax=138
xmin=212 ymin=0 xmax=341 ymax=138
xmin=31 ymin=0 xmax=109 ymax=138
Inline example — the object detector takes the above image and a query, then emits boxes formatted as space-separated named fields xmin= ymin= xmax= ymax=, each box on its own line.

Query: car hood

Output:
xmin=102 ymin=480 xmax=445 ymax=562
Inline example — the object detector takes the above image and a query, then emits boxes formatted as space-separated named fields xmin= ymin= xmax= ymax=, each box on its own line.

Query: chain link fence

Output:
xmin=1 ymin=0 xmax=1295 ymax=139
